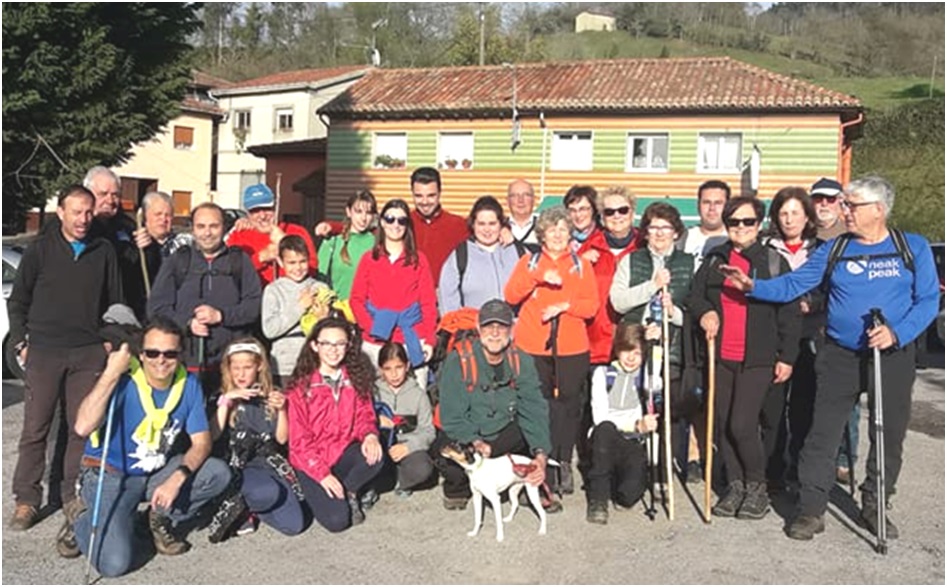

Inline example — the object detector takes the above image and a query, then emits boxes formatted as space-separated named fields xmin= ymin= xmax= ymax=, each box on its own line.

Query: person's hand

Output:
xmin=422 ymin=343 xmax=434 ymax=363
xmin=388 ymin=443 xmax=409 ymax=463
xmin=105 ymin=343 xmax=131 ymax=377
xmin=362 ymin=434 xmax=382 ymax=465
xmin=314 ymin=222 xmax=333 ymax=237
xmin=582 ymin=249 xmax=600 ymax=264
xmin=133 ymin=226 xmax=152 ymax=250
xmin=718 ymin=264 xmax=753 ymax=292
xmin=773 ymin=361 xmax=793 ymax=384
xmin=541 ymin=302 xmax=568 ymax=323
xmin=17 ymin=344 xmax=28 ymax=367
xmin=319 ymin=474 xmax=345 ymax=499
xmin=636 ymin=414 xmax=659 ymax=434
xmin=269 ymin=224 xmax=286 ymax=245
xmin=232 ymin=217 xmax=253 ymax=232
xmin=378 ymin=415 xmax=394 ymax=429
xmin=659 ymin=290 xmax=673 ymax=312
xmin=525 ymin=452 xmax=547 ymax=487
xmin=653 ymin=268 xmax=671 ymax=289
xmin=267 ymin=390 xmax=287 ymax=412
xmin=644 ymin=323 xmax=661 ymax=341
xmin=800 ymin=299 xmax=811 ymax=314
xmin=258 ymin=243 xmax=278 ymax=264
xmin=498 ymin=225 xmax=514 ymax=246
xmin=150 ymin=476 xmax=183 ymax=512
xmin=190 ymin=319 xmax=209 ymax=337
xmin=471 ymin=439 xmax=492 ymax=458
xmin=194 ymin=305 xmax=223 ymax=326
xmin=700 ymin=311 xmax=720 ymax=340
xmin=867 ymin=324 xmax=897 ymax=350
xmin=298 ymin=287 xmax=315 ymax=312
xmin=542 ymin=269 xmax=562 ymax=287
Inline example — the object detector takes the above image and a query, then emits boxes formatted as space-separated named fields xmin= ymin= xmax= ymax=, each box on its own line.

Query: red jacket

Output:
xmin=349 ymin=250 xmax=438 ymax=345
xmin=411 ymin=208 xmax=468 ymax=285
xmin=578 ymin=230 xmax=638 ymax=364
xmin=226 ymin=222 xmax=317 ymax=286
xmin=287 ymin=368 xmax=378 ymax=482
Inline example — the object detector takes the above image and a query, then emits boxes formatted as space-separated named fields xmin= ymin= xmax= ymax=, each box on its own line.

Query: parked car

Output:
xmin=2 ymin=244 xmax=24 ymax=380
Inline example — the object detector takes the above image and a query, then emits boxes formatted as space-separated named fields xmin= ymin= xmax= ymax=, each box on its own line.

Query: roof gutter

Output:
xmin=837 ymin=111 xmax=865 ymax=185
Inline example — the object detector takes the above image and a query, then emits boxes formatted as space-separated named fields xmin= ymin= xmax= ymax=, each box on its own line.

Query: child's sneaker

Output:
xmin=360 ymin=488 xmax=379 ymax=511
xmin=236 ymin=514 xmax=259 ymax=537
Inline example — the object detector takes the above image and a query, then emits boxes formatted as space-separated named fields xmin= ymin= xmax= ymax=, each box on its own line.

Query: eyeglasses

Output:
xmin=812 ymin=194 xmax=839 ymax=204
xmin=142 ymin=349 xmax=180 ymax=360
xmin=840 ymin=199 xmax=876 ymax=211
xmin=647 ymin=225 xmax=675 ymax=234
xmin=316 ymin=340 xmax=348 ymax=350
xmin=382 ymin=215 xmax=409 ymax=226
xmin=603 ymin=206 xmax=631 ymax=218
xmin=724 ymin=217 xmax=759 ymax=228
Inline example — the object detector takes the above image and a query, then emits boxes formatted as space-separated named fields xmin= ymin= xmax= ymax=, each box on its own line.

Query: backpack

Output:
xmin=453 ymin=239 xmax=528 ymax=307
xmin=169 ymin=245 xmax=244 ymax=294
xmin=823 ymin=229 xmax=915 ymax=286
xmin=527 ymin=249 xmax=583 ymax=276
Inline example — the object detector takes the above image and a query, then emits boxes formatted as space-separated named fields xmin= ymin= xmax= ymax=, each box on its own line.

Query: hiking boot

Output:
xmin=541 ymin=487 xmax=563 ymax=514
xmin=836 ymin=467 xmax=851 ymax=485
xmin=586 ymin=501 xmax=608 ymax=525
xmin=10 ymin=503 xmax=38 ymax=531
xmin=786 ymin=514 xmax=825 ymax=540
xmin=206 ymin=494 xmax=248 ymax=544
xmin=737 ymin=481 xmax=770 ymax=520
xmin=347 ymin=492 xmax=365 ymax=526
xmin=861 ymin=502 xmax=900 ymax=540
xmin=711 ymin=480 xmax=745 ymax=518
xmin=55 ymin=498 xmax=86 ymax=558
xmin=360 ymin=488 xmax=379 ymax=511
xmin=685 ymin=461 xmax=703 ymax=485
xmin=149 ymin=510 xmax=189 ymax=555
xmin=442 ymin=496 xmax=469 ymax=511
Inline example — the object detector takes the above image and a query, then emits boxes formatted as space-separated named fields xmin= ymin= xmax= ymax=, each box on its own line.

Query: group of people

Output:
xmin=6 ymin=163 xmax=939 ymax=578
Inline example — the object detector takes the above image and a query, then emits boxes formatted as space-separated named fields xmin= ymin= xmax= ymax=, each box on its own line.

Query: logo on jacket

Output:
xmin=846 ymin=260 xmax=867 ymax=275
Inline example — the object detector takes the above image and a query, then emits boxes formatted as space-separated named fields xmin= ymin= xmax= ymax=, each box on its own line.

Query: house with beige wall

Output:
xmin=575 ymin=11 xmax=616 ymax=32
xmin=210 ymin=66 xmax=368 ymax=213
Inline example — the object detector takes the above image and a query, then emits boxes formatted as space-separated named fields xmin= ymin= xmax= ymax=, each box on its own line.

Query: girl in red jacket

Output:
xmin=286 ymin=316 xmax=384 ymax=532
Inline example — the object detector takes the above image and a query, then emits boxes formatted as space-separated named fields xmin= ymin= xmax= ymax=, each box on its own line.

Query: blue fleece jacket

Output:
xmin=750 ymin=232 xmax=940 ymax=352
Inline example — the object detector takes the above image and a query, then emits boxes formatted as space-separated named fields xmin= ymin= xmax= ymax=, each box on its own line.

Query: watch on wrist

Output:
xmin=176 ymin=464 xmax=193 ymax=479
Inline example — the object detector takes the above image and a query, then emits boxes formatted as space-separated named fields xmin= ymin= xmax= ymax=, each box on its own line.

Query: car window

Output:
xmin=2 ymin=260 xmax=16 ymax=285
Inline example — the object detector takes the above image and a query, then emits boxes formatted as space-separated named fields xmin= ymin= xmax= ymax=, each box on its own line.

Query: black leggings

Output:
xmin=532 ymin=352 xmax=590 ymax=471
xmin=715 ymin=361 xmax=772 ymax=485
xmin=296 ymin=443 xmax=383 ymax=533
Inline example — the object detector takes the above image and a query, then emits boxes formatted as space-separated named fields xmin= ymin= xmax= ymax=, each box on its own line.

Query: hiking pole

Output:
xmin=85 ymin=390 xmax=119 ymax=584
xmin=136 ymin=208 xmax=151 ymax=297
xmin=644 ymin=338 xmax=658 ymax=521
xmin=661 ymin=286 xmax=674 ymax=520
xmin=704 ymin=334 xmax=716 ymax=524
xmin=545 ymin=314 xmax=562 ymax=492
xmin=272 ymin=173 xmax=283 ymax=283
xmin=869 ymin=308 xmax=888 ymax=555
xmin=843 ymin=419 xmax=857 ymax=496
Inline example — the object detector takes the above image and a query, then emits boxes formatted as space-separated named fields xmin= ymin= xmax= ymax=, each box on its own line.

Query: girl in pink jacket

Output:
xmin=286 ymin=316 xmax=383 ymax=532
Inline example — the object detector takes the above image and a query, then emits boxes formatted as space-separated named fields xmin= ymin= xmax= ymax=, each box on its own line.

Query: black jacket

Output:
xmin=686 ymin=240 xmax=801 ymax=368
xmin=8 ymin=228 xmax=123 ymax=349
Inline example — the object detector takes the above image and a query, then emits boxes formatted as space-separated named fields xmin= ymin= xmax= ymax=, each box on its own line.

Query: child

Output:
xmin=262 ymin=235 xmax=330 ymax=381
xmin=373 ymin=342 xmax=435 ymax=496
xmin=585 ymin=322 xmax=660 ymax=525
xmin=317 ymin=190 xmax=377 ymax=300
xmin=207 ymin=338 xmax=305 ymax=542
xmin=286 ymin=316 xmax=384 ymax=532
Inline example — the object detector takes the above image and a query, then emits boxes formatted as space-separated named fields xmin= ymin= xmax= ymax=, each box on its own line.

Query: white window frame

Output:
xmin=550 ymin=131 xmax=593 ymax=171
xmin=234 ymin=109 xmax=251 ymax=131
xmin=437 ymin=132 xmax=474 ymax=170
xmin=698 ymin=132 xmax=742 ymax=173
xmin=625 ymin=133 xmax=669 ymax=172
xmin=275 ymin=107 xmax=294 ymax=133
xmin=372 ymin=132 xmax=408 ymax=169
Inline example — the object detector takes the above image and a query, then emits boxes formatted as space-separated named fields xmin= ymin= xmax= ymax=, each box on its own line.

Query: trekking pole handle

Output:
xmin=869 ymin=308 xmax=885 ymax=329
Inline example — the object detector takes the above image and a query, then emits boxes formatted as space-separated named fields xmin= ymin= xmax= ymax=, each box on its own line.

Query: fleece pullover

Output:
xmin=261 ymin=276 xmax=328 ymax=376
xmin=374 ymin=376 xmax=435 ymax=454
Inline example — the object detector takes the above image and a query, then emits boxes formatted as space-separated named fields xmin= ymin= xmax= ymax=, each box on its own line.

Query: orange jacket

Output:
xmin=504 ymin=250 xmax=600 ymax=357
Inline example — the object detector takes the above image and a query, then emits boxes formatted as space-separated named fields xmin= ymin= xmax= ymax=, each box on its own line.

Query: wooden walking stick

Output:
xmin=704 ymin=334 xmax=716 ymax=523
xmin=661 ymin=285 xmax=674 ymax=520
xmin=136 ymin=208 xmax=151 ymax=297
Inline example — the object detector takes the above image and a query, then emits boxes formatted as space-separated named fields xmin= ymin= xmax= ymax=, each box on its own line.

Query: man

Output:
xmin=506 ymin=179 xmax=540 ymax=253
xmin=432 ymin=299 xmax=551 ymax=511
xmin=134 ymin=191 xmax=192 ymax=288
xmin=226 ymin=183 xmax=317 ymax=286
xmin=148 ymin=203 xmax=261 ymax=390
xmin=409 ymin=167 xmax=468 ymax=284
xmin=679 ymin=180 xmax=730 ymax=270
xmin=61 ymin=319 xmax=231 ymax=576
xmin=810 ymin=177 xmax=847 ymax=240
xmin=721 ymin=176 xmax=939 ymax=541
xmin=8 ymin=185 xmax=123 ymax=531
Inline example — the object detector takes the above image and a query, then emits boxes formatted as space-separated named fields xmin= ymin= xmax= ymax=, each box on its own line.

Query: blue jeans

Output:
xmin=836 ymin=403 xmax=860 ymax=469
xmin=74 ymin=455 xmax=231 ymax=577
xmin=242 ymin=465 xmax=306 ymax=536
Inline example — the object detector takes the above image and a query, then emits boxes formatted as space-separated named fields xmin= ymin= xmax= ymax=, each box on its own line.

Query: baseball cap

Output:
xmin=243 ymin=183 xmax=275 ymax=210
xmin=478 ymin=299 xmax=514 ymax=328
xmin=810 ymin=178 xmax=843 ymax=198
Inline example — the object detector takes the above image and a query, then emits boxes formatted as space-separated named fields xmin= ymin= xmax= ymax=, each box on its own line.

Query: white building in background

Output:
xmin=575 ymin=11 xmax=616 ymax=33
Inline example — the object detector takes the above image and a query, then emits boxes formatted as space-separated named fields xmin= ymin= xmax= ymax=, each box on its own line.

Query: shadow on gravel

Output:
xmin=2 ymin=380 xmax=24 ymax=408
xmin=909 ymin=400 xmax=945 ymax=438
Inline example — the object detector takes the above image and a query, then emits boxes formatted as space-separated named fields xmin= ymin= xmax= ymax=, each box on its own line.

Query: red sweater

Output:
xmin=226 ymin=222 xmax=317 ymax=286
xmin=411 ymin=208 xmax=468 ymax=285
xmin=720 ymin=249 xmax=750 ymax=362
xmin=578 ymin=230 xmax=638 ymax=364
xmin=349 ymin=250 xmax=438 ymax=345
xmin=287 ymin=368 xmax=378 ymax=482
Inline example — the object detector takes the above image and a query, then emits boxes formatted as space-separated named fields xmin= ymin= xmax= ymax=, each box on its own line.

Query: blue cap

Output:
xmin=243 ymin=183 xmax=275 ymax=210
xmin=810 ymin=178 xmax=843 ymax=197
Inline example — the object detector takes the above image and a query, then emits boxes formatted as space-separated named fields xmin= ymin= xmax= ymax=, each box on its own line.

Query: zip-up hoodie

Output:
xmin=374 ymin=375 xmax=435 ymax=454
xmin=262 ymin=276 xmax=328 ymax=376
xmin=590 ymin=364 xmax=644 ymax=433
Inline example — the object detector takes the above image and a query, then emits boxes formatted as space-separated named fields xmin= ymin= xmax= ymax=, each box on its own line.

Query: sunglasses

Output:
xmin=382 ymin=215 xmax=409 ymax=226
xmin=812 ymin=195 xmax=839 ymax=204
xmin=142 ymin=348 xmax=180 ymax=360
xmin=724 ymin=217 xmax=759 ymax=228
xmin=602 ymin=206 xmax=631 ymax=217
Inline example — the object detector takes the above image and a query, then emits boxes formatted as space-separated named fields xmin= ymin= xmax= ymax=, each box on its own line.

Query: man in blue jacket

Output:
xmin=721 ymin=176 xmax=939 ymax=541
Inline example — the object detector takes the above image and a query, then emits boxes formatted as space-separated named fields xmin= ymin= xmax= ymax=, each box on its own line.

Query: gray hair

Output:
xmin=845 ymin=175 xmax=894 ymax=215
xmin=535 ymin=206 xmax=573 ymax=245
xmin=141 ymin=191 xmax=173 ymax=213
xmin=82 ymin=166 xmax=121 ymax=190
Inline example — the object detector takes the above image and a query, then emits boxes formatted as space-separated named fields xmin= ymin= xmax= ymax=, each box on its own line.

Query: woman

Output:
xmin=438 ymin=195 xmax=524 ymax=313
xmin=350 ymin=199 xmax=437 ymax=386
xmin=286 ymin=317 xmax=384 ymax=532
xmin=686 ymin=196 xmax=800 ymax=520
xmin=505 ymin=207 xmax=600 ymax=509
xmin=564 ymin=185 xmax=601 ymax=255
xmin=758 ymin=187 xmax=826 ymax=487
xmin=583 ymin=185 xmax=639 ymax=365
xmin=609 ymin=202 xmax=697 ymax=479
xmin=317 ymin=190 xmax=377 ymax=300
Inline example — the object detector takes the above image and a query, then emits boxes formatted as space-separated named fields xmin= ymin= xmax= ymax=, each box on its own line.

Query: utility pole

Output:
xmin=479 ymin=3 xmax=486 ymax=66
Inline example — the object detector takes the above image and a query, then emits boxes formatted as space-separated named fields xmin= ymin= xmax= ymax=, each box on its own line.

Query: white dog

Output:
xmin=440 ymin=443 xmax=553 ymax=542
